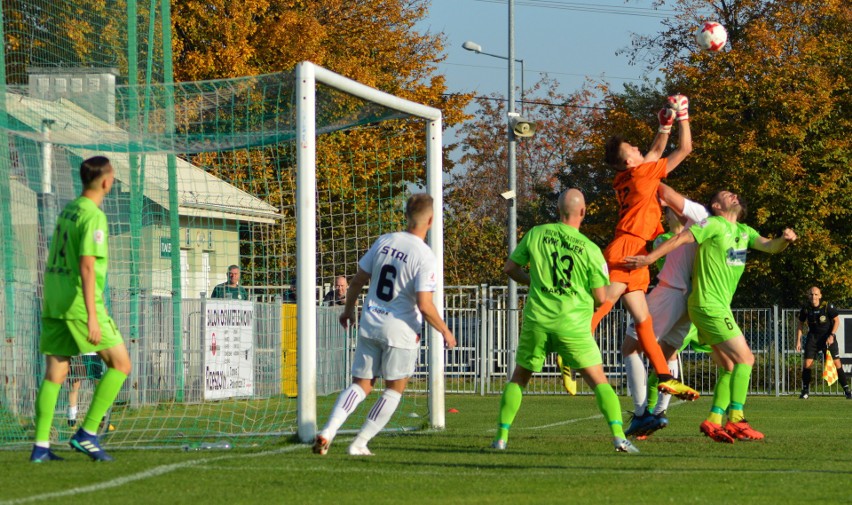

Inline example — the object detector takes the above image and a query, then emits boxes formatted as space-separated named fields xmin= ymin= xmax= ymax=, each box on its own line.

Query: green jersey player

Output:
xmin=626 ymin=190 xmax=796 ymax=443
xmin=30 ymin=156 xmax=132 ymax=463
xmin=492 ymin=189 xmax=638 ymax=454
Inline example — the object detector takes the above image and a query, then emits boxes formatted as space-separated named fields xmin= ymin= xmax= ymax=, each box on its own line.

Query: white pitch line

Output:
xmin=0 ymin=445 xmax=305 ymax=505
xmin=489 ymin=399 xmax=688 ymax=432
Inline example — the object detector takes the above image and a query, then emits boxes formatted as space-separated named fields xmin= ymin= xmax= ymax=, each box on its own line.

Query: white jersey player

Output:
xmin=313 ymin=193 xmax=456 ymax=456
xmin=623 ymin=183 xmax=709 ymax=437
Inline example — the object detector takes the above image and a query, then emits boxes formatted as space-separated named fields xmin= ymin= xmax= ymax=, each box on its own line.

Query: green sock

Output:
xmin=728 ymin=364 xmax=752 ymax=423
xmin=646 ymin=371 xmax=659 ymax=413
xmin=594 ymin=383 xmax=625 ymax=439
xmin=707 ymin=368 xmax=731 ymax=425
xmin=82 ymin=369 xmax=127 ymax=434
xmin=35 ymin=380 xmax=62 ymax=444
xmin=495 ymin=382 xmax=523 ymax=442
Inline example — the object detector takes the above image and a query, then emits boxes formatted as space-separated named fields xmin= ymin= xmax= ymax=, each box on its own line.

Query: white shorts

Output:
xmin=626 ymin=282 xmax=692 ymax=350
xmin=351 ymin=337 xmax=419 ymax=381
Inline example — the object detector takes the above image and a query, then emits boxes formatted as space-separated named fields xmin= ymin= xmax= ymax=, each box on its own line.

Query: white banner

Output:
xmin=204 ymin=300 xmax=255 ymax=400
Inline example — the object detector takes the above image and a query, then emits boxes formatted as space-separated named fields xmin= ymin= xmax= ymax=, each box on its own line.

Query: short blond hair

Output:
xmin=405 ymin=193 xmax=434 ymax=224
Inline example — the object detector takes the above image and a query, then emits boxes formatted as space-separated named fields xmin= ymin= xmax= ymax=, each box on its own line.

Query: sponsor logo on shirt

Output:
xmin=698 ymin=218 xmax=709 ymax=227
xmin=725 ymin=247 xmax=748 ymax=266
xmin=93 ymin=229 xmax=105 ymax=245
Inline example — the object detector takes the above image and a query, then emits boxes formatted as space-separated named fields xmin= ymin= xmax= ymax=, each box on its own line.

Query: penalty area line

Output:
xmin=0 ymin=445 xmax=304 ymax=505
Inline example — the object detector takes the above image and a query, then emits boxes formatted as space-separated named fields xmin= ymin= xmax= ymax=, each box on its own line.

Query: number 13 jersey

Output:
xmin=357 ymin=231 xmax=438 ymax=349
xmin=511 ymin=223 xmax=610 ymax=334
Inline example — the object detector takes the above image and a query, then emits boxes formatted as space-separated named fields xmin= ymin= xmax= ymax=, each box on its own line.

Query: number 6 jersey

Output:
xmin=357 ymin=231 xmax=438 ymax=349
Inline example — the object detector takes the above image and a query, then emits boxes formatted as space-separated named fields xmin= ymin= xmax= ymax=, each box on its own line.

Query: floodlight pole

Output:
xmin=506 ymin=0 xmax=518 ymax=380
xmin=462 ymin=0 xmax=524 ymax=379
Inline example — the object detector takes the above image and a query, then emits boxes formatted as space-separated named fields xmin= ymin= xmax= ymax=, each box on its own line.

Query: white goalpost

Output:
xmin=294 ymin=61 xmax=446 ymax=443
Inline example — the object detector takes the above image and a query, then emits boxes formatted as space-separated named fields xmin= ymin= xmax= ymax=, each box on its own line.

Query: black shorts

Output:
xmin=804 ymin=335 xmax=839 ymax=361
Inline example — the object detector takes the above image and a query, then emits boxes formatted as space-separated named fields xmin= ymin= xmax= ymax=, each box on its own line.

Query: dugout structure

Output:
xmin=0 ymin=1 xmax=445 ymax=449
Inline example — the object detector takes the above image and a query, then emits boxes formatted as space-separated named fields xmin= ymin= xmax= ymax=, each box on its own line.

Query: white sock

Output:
xmin=319 ymin=383 xmax=366 ymax=442
xmin=35 ymin=441 xmax=49 ymax=449
xmin=654 ymin=359 xmax=679 ymax=414
xmin=68 ymin=406 xmax=78 ymax=419
xmin=624 ymin=352 xmax=647 ymax=413
xmin=351 ymin=389 xmax=402 ymax=448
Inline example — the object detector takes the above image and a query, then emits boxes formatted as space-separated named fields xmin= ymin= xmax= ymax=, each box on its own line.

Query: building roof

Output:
xmin=3 ymin=92 xmax=282 ymax=224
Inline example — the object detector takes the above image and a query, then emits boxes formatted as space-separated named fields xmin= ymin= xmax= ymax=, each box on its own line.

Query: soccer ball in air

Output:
xmin=695 ymin=22 xmax=728 ymax=52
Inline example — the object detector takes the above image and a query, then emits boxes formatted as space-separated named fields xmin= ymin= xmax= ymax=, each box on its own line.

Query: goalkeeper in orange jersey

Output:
xmin=563 ymin=95 xmax=699 ymax=401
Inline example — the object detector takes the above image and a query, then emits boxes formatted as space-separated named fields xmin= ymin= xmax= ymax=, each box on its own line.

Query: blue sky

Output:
xmin=419 ymin=0 xmax=681 ymax=100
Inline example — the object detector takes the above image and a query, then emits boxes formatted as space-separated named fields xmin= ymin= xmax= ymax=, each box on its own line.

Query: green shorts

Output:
xmin=516 ymin=321 xmax=602 ymax=372
xmin=678 ymin=325 xmax=712 ymax=354
xmin=688 ymin=305 xmax=742 ymax=347
xmin=40 ymin=316 xmax=124 ymax=356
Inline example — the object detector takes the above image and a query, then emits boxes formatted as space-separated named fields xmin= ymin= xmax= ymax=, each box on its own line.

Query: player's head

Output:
xmin=80 ymin=156 xmax=114 ymax=192
xmin=605 ymin=136 xmax=643 ymax=169
xmin=806 ymin=286 xmax=822 ymax=307
xmin=557 ymin=188 xmax=586 ymax=222
xmin=405 ymin=193 xmax=434 ymax=229
xmin=708 ymin=190 xmax=746 ymax=219
xmin=227 ymin=264 xmax=241 ymax=285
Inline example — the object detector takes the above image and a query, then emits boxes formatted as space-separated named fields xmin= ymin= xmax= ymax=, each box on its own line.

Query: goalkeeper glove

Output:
xmin=667 ymin=94 xmax=689 ymax=121
xmin=658 ymin=107 xmax=675 ymax=134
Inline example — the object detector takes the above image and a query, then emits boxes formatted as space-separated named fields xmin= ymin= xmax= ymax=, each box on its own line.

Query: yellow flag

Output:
xmin=823 ymin=350 xmax=838 ymax=386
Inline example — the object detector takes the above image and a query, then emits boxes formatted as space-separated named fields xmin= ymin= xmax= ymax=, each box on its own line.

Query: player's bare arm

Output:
xmin=503 ymin=259 xmax=530 ymax=286
xmin=592 ymin=286 xmax=607 ymax=307
xmin=624 ymin=228 xmax=695 ymax=269
xmin=795 ymin=320 xmax=805 ymax=352
xmin=657 ymin=183 xmax=686 ymax=215
xmin=339 ymin=268 xmax=370 ymax=330
xmin=751 ymin=228 xmax=797 ymax=253
xmin=416 ymin=291 xmax=456 ymax=349
xmin=645 ymin=107 xmax=675 ymax=161
xmin=79 ymin=255 xmax=101 ymax=345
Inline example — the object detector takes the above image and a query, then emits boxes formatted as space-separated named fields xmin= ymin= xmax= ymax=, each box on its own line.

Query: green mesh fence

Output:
xmin=0 ymin=1 xmax=431 ymax=449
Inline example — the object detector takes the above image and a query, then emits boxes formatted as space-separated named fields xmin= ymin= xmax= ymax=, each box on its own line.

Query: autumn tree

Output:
xmin=447 ymin=77 xmax=606 ymax=285
xmin=617 ymin=0 xmax=851 ymax=306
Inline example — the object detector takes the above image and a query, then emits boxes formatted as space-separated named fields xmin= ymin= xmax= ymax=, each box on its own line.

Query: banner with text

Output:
xmin=204 ymin=300 xmax=255 ymax=400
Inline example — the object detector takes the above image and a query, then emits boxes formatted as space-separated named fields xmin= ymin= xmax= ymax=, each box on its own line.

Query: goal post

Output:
xmin=295 ymin=62 xmax=445 ymax=443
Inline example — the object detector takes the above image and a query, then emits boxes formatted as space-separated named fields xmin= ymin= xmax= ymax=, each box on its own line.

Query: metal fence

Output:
xmin=408 ymin=287 xmax=846 ymax=398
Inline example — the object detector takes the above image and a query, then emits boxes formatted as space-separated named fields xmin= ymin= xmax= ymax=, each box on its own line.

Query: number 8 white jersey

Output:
xmin=357 ymin=231 xmax=438 ymax=349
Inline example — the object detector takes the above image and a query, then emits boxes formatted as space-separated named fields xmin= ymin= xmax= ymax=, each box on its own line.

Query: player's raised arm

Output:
xmin=663 ymin=95 xmax=692 ymax=174
xmin=646 ymin=106 xmax=675 ymax=161
xmin=750 ymin=228 xmax=797 ymax=253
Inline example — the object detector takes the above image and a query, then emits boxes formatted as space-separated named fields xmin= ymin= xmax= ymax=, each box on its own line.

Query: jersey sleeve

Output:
xmin=744 ymin=224 xmax=761 ymax=249
xmin=798 ymin=307 xmax=807 ymax=323
xmin=827 ymin=303 xmax=839 ymax=320
xmin=415 ymin=253 xmax=438 ymax=293
xmin=634 ymin=158 xmax=668 ymax=180
xmin=588 ymin=245 xmax=610 ymax=289
xmin=689 ymin=216 xmax=720 ymax=244
xmin=509 ymin=229 xmax=533 ymax=267
xmin=79 ymin=211 xmax=109 ymax=258
xmin=358 ymin=238 xmax=382 ymax=274
xmin=681 ymin=198 xmax=709 ymax=224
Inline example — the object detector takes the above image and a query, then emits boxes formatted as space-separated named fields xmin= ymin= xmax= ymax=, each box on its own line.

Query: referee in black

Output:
xmin=795 ymin=286 xmax=850 ymax=399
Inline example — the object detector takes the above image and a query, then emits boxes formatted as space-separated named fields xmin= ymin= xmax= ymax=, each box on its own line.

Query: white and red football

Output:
xmin=696 ymin=21 xmax=728 ymax=52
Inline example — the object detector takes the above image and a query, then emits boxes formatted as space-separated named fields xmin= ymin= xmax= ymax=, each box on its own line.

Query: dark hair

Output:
xmin=80 ymin=156 xmax=112 ymax=188
xmin=405 ymin=193 xmax=434 ymax=222
xmin=707 ymin=191 xmax=747 ymax=220
xmin=228 ymin=264 xmax=240 ymax=272
xmin=604 ymin=136 xmax=626 ymax=167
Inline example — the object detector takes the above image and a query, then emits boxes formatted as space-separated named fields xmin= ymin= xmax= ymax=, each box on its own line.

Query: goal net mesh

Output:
xmin=0 ymin=1 xmax=433 ymax=449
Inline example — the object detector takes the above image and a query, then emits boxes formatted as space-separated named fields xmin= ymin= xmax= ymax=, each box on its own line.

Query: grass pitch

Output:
xmin=1 ymin=394 xmax=849 ymax=504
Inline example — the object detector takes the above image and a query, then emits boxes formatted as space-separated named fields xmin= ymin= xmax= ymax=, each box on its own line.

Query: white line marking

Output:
xmin=0 ymin=445 xmax=304 ymax=505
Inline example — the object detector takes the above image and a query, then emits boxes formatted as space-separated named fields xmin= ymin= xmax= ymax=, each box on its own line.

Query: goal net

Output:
xmin=0 ymin=1 xmax=445 ymax=449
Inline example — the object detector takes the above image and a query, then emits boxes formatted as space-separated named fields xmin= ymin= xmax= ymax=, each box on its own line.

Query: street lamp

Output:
xmin=461 ymin=41 xmax=525 ymax=114
xmin=462 ymin=5 xmax=526 ymax=378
